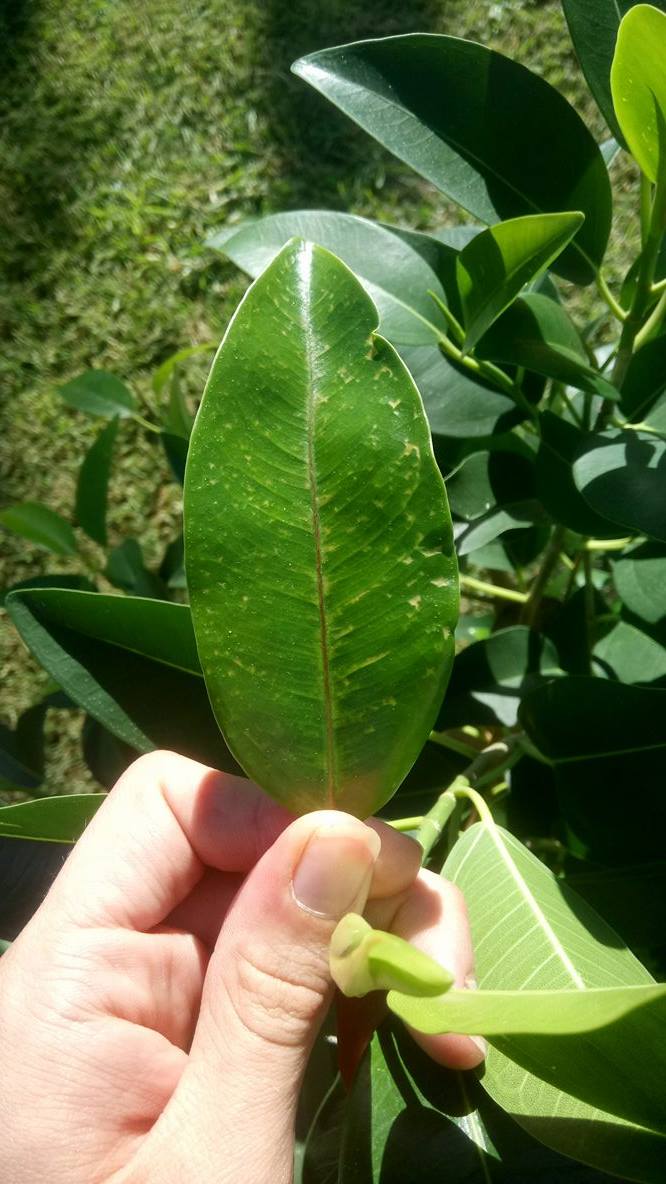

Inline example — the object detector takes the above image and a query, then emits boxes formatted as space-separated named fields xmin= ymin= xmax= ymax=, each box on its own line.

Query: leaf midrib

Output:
xmin=300 ymin=252 xmax=336 ymax=806
xmin=481 ymin=821 xmax=586 ymax=989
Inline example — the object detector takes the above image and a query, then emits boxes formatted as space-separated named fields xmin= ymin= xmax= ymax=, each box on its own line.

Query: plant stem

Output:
xmin=436 ymin=336 xmax=538 ymax=424
xmin=459 ymin=574 xmax=529 ymax=605
xmin=595 ymin=271 xmax=627 ymax=322
xmin=584 ymin=536 xmax=633 ymax=551
xmin=428 ymin=290 xmax=465 ymax=345
xmin=430 ymin=732 xmax=480 ymax=760
xmin=415 ymin=737 xmax=524 ymax=861
xmin=386 ymin=816 xmax=424 ymax=832
xmin=522 ymin=524 xmax=566 ymax=626
xmin=609 ymin=168 xmax=666 ymax=396
xmin=635 ymin=287 xmax=666 ymax=349
xmin=582 ymin=550 xmax=595 ymax=675
xmin=132 ymin=413 xmax=162 ymax=435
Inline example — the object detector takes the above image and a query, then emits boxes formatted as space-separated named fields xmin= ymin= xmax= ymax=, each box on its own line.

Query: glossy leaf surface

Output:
xmin=208 ymin=211 xmax=447 ymax=346
xmin=562 ymin=0 xmax=666 ymax=145
xmin=445 ymin=822 xmax=666 ymax=1180
xmin=0 ymin=794 xmax=105 ymax=843
xmin=620 ymin=333 xmax=666 ymax=420
xmin=456 ymin=214 xmax=584 ymax=351
xmin=0 ymin=502 xmax=77 ymax=557
xmin=397 ymin=345 xmax=519 ymax=440
xmin=477 ymin=295 xmax=618 ymax=399
xmin=593 ymin=619 xmax=666 ymax=685
xmin=293 ymin=36 xmax=612 ymax=283
xmin=536 ymin=413 xmax=621 ymax=537
xmin=611 ymin=4 xmax=666 ymax=181
xmin=519 ymin=676 xmax=666 ymax=761
xmin=75 ymin=418 xmax=118 ymax=546
xmin=613 ymin=542 xmax=666 ymax=624
xmin=57 ymin=370 xmax=136 ymax=418
xmin=438 ymin=627 xmax=562 ymax=729
xmin=185 ymin=240 xmax=457 ymax=815
xmin=573 ymin=429 xmax=666 ymax=542
xmin=4 ymin=588 xmax=240 ymax=772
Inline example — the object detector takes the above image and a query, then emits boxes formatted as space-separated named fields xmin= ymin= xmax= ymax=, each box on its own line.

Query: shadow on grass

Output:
xmin=256 ymin=0 xmax=451 ymax=209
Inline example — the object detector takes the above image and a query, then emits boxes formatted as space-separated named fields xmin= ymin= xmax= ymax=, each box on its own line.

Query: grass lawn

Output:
xmin=0 ymin=0 xmax=640 ymax=792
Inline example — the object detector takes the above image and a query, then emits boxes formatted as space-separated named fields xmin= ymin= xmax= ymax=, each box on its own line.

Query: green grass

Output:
xmin=0 ymin=0 xmax=640 ymax=793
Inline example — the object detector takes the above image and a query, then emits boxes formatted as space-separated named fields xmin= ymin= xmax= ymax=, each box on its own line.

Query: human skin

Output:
xmin=0 ymin=751 xmax=483 ymax=1183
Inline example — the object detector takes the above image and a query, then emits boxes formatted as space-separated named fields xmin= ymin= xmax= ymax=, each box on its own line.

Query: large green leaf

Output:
xmin=185 ymin=239 xmax=458 ymax=816
xmin=438 ymin=627 xmax=562 ymax=729
xmin=573 ymin=429 xmax=666 ymax=542
xmin=397 ymin=345 xmax=519 ymax=440
xmin=562 ymin=0 xmax=666 ymax=145
xmin=520 ymin=676 xmax=666 ymax=864
xmin=447 ymin=449 xmax=536 ymax=521
xmin=593 ymin=619 xmax=666 ymax=685
xmin=0 ymin=794 xmax=105 ymax=843
xmin=293 ymin=36 xmax=612 ymax=284
xmin=611 ymin=4 xmax=666 ymax=181
xmin=208 ymin=211 xmax=447 ymax=346
xmin=620 ymin=334 xmax=666 ymax=421
xmin=456 ymin=214 xmax=584 ymax=351
xmin=0 ymin=502 xmax=77 ymax=557
xmin=612 ymin=542 xmax=666 ymax=624
xmin=519 ymin=675 xmax=666 ymax=762
xmin=75 ymin=417 xmax=118 ymax=546
xmin=340 ymin=1026 xmax=498 ymax=1184
xmin=4 ymin=588 xmax=240 ymax=772
xmin=535 ymin=413 xmax=622 ymax=537
xmin=444 ymin=821 xmax=666 ymax=1180
xmin=456 ymin=501 xmax=547 ymax=558
xmin=57 ymin=370 xmax=136 ymax=418
xmin=476 ymin=294 xmax=618 ymax=399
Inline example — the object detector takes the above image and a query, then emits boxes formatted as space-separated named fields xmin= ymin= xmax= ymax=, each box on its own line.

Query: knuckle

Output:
xmin=224 ymin=938 xmax=329 ymax=1049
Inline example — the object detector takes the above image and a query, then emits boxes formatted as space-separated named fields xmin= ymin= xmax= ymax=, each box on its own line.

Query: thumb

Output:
xmin=148 ymin=811 xmax=380 ymax=1183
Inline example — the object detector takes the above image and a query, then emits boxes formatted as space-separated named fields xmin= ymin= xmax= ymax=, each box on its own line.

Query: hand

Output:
xmin=0 ymin=751 xmax=483 ymax=1184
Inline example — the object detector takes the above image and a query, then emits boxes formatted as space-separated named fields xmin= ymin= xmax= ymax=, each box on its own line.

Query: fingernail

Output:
xmin=292 ymin=822 xmax=381 ymax=918
xmin=470 ymin=1034 xmax=488 ymax=1057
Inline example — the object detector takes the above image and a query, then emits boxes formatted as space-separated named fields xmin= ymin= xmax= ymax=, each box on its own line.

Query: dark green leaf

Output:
xmin=81 ymin=716 xmax=138 ymax=789
xmin=105 ymin=539 xmax=168 ymax=599
xmin=593 ymin=619 xmax=666 ymax=685
xmin=620 ymin=333 xmax=666 ymax=421
xmin=456 ymin=213 xmax=584 ymax=351
xmin=476 ymin=294 xmax=619 ymax=399
xmin=185 ymin=239 xmax=458 ymax=816
xmin=293 ymin=36 xmax=612 ymax=283
xmin=0 ymin=794 xmax=105 ymax=843
xmin=0 ymin=838 xmax=70 ymax=939
xmin=562 ymin=0 xmax=666 ymax=145
xmin=0 ymin=502 xmax=77 ymax=557
xmin=75 ymin=417 xmax=118 ymax=546
xmin=57 ymin=370 xmax=136 ymax=418
xmin=520 ymin=675 xmax=666 ymax=761
xmin=457 ymin=501 xmax=547 ymax=558
xmin=438 ymin=626 xmax=562 ymax=729
xmin=535 ymin=413 xmax=622 ymax=537
xmin=565 ymin=861 xmax=666 ymax=960
xmin=161 ymin=431 xmax=189 ymax=484
xmin=208 ymin=211 xmax=447 ymax=345
xmin=1 ymin=574 xmax=94 ymax=607
xmin=613 ymin=542 xmax=666 ymax=624
xmin=4 ymin=588 xmax=240 ymax=772
xmin=397 ymin=345 xmax=519 ymax=440
xmin=573 ymin=429 xmax=666 ymax=542
xmin=448 ymin=450 xmax=537 ymax=521
xmin=340 ymin=1025 xmax=498 ymax=1184
xmin=544 ymin=586 xmax=606 ymax=675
